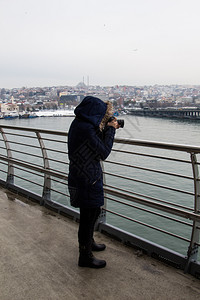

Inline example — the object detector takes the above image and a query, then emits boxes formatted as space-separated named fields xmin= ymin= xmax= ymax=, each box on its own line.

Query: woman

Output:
xmin=68 ymin=96 xmax=118 ymax=268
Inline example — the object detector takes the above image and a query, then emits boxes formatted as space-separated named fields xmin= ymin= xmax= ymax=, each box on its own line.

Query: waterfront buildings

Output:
xmin=0 ymin=96 xmax=19 ymax=116
xmin=1 ymin=84 xmax=200 ymax=112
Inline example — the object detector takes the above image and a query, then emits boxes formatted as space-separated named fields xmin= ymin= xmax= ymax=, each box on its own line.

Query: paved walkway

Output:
xmin=0 ymin=186 xmax=200 ymax=300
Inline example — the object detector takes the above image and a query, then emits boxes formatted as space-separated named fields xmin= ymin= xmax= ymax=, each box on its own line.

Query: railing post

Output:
xmin=0 ymin=128 xmax=14 ymax=185
xmin=94 ymin=161 xmax=107 ymax=230
xmin=184 ymin=152 xmax=200 ymax=273
xmin=36 ymin=131 xmax=51 ymax=205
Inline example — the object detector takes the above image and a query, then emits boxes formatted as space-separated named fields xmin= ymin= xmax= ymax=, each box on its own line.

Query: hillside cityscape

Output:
xmin=1 ymin=83 xmax=200 ymax=116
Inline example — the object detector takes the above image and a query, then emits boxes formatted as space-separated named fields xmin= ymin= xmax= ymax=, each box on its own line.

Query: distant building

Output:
xmin=194 ymin=97 xmax=200 ymax=105
xmin=58 ymin=93 xmax=84 ymax=106
xmin=76 ymin=82 xmax=87 ymax=89
xmin=0 ymin=96 xmax=19 ymax=114
xmin=146 ymin=98 xmax=158 ymax=108
xmin=180 ymin=96 xmax=193 ymax=104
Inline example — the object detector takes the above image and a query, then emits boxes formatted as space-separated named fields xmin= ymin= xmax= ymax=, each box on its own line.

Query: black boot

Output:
xmin=78 ymin=245 xmax=106 ymax=268
xmin=91 ymin=239 xmax=106 ymax=251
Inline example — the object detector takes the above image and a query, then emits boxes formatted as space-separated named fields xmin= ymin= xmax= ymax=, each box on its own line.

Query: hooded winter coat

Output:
xmin=68 ymin=96 xmax=116 ymax=208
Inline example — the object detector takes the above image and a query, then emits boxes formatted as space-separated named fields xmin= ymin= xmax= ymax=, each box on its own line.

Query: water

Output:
xmin=1 ymin=115 xmax=200 ymax=257
xmin=1 ymin=114 xmax=200 ymax=145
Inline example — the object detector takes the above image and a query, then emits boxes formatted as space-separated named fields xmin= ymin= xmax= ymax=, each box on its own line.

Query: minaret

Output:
xmin=11 ymin=96 xmax=15 ymax=104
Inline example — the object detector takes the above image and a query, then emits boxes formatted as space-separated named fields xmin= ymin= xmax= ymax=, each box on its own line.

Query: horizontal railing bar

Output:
xmin=0 ymin=155 xmax=68 ymax=180
xmin=114 ymin=138 xmax=200 ymax=153
xmin=15 ymin=158 xmax=43 ymax=169
xmin=39 ymin=137 xmax=67 ymax=144
xmin=6 ymin=144 xmax=66 ymax=157
xmin=104 ymin=183 xmax=194 ymax=211
xmin=2 ymin=132 xmax=37 ymax=139
xmin=105 ymin=160 xmax=193 ymax=180
xmin=104 ymin=187 xmax=200 ymax=222
xmin=105 ymin=208 xmax=190 ymax=242
xmin=0 ymin=154 xmax=68 ymax=178
xmin=3 ymin=131 xmax=67 ymax=144
xmin=11 ymin=149 xmax=42 ymax=159
xmin=0 ymin=145 xmax=7 ymax=150
xmin=50 ymin=187 xmax=68 ymax=197
xmin=112 ymin=148 xmax=191 ymax=164
xmin=51 ymin=177 xmax=67 ymax=185
xmin=104 ymin=171 xmax=194 ymax=196
xmin=14 ymin=165 xmax=44 ymax=178
xmin=8 ymin=140 xmax=41 ymax=149
xmin=0 ymin=161 xmax=8 ymax=166
xmin=49 ymin=168 xmax=67 ymax=176
xmin=48 ymin=157 xmax=69 ymax=165
xmin=0 ymin=125 xmax=68 ymax=136
xmin=106 ymin=196 xmax=192 ymax=227
xmin=43 ymin=147 xmax=66 ymax=154
xmin=0 ymin=154 xmax=43 ymax=170
xmin=14 ymin=174 xmax=43 ymax=188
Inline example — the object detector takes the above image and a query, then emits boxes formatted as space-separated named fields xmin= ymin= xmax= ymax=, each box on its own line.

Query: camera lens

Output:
xmin=117 ymin=119 xmax=124 ymax=128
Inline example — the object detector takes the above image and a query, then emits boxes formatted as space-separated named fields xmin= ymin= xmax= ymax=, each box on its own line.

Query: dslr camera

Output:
xmin=108 ymin=116 xmax=124 ymax=128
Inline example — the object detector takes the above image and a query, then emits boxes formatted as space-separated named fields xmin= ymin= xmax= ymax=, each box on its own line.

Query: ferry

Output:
xmin=3 ymin=112 xmax=19 ymax=119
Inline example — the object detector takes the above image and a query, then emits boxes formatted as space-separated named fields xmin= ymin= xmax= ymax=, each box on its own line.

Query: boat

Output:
xmin=19 ymin=112 xmax=39 ymax=119
xmin=19 ymin=113 xmax=30 ymax=119
xmin=28 ymin=113 xmax=38 ymax=118
xmin=3 ymin=112 xmax=19 ymax=119
xmin=19 ymin=111 xmax=38 ymax=119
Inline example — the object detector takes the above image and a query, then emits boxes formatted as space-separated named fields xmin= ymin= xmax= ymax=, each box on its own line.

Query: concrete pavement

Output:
xmin=0 ymin=186 xmax=199 ymax=300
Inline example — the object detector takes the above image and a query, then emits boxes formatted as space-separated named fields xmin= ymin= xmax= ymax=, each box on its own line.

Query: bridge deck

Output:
xmin=0 ymin=186 xmax=199 ymax=300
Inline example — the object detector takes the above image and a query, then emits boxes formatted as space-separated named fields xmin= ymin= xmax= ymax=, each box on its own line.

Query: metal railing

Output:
xmin=0 ymin=124 xmax=199 ymax=277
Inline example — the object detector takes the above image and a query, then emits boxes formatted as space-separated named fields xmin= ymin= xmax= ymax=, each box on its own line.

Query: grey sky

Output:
xmin=1 ymin=0 xmax=200 ymax=88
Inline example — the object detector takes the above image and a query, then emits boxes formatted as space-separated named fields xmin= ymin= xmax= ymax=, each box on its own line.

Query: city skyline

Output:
xmin=1 ymin=0 xmax=200 ymax=89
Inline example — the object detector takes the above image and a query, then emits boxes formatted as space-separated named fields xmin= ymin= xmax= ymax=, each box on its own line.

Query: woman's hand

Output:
xmin=107 ymin=117 xmax=119 ymax=129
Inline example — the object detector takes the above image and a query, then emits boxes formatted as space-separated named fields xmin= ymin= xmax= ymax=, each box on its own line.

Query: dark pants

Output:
xmin=78 ymin=207 xmax=101 ymax=247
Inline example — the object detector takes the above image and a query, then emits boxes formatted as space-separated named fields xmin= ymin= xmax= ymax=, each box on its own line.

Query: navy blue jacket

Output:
xmin=68 ymin=96 xmax=116 ymax=208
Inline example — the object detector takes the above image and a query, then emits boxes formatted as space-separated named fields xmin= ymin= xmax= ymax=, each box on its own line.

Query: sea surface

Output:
xmin=1 ymin=114 xmax=200 ymax=257
xmin=1 ymin=113 xmax=199 ymax=145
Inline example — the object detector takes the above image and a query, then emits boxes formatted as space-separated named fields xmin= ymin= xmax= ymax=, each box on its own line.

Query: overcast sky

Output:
xmin=1 ymin=0 xmax=200 ymax=88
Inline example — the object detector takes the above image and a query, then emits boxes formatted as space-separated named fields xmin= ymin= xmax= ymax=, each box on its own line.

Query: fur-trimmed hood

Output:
xmin=74 ymin=96 xmax=113 ymax=129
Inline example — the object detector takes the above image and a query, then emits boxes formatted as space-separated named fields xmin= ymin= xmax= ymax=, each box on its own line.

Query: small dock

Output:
xmin=128 ymin=108 xmax=200 ymax=119
xmin=0 ymin=186 xmax=199 ymax=300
